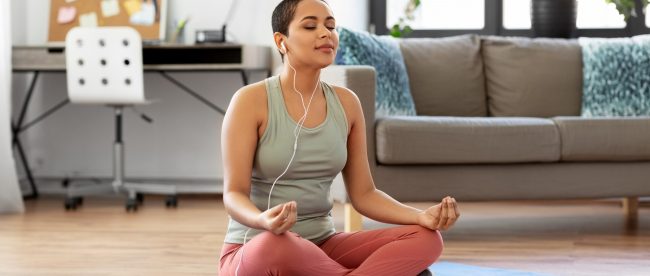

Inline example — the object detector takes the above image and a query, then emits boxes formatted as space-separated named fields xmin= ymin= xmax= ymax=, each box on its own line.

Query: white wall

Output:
xmin=12 ymin=0 xmax=368 ymax=46
xmin=2 ymin=0 xmax=25 ymax=213
xmin=10 ymin=0 xmax=369 ymax=183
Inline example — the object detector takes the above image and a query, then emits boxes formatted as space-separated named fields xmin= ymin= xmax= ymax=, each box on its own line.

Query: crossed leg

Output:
xmin=219 ymin=225 xmax=443 ymax=276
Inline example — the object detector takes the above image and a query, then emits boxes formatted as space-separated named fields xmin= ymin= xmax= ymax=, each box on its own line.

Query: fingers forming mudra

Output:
xmin=419 ymin=196 xmax=460 ymax=231
xmin=260 ymin=201 xmax=297 ymax=235
xmin=445 ymin=197 xmax=460 ymax=229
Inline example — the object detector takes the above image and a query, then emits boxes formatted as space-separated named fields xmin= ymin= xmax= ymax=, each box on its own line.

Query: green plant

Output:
xmin=605 ymin=0 xmax=648 ymax=21
xmin=390 ymin=0 xmax=421 ymax=37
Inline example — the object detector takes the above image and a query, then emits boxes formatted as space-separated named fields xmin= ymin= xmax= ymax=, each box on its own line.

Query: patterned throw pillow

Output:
xmin=580 ymin=35 xmax=650 ymax=117
xmin=335 ymin=27 xmax=416 ymax=117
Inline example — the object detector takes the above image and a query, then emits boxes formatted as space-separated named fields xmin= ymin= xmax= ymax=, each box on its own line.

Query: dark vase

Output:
xmin=531 ymin=0 xmax=577 ymax=38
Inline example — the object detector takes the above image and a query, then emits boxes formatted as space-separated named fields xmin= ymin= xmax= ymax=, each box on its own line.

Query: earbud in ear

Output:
xmin=281 ymin=41 xmax=287 ymax=53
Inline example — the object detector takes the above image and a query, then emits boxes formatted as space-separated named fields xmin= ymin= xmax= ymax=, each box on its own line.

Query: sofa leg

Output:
xmin=344 ymin=203 xmax=363 ymax=232
xmin=622 ymin=197 xmax=639 ymax=222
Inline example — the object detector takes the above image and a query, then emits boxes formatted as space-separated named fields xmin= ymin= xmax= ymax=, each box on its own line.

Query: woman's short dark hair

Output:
xmin=272 ymin=0 xmax=327 ymax=36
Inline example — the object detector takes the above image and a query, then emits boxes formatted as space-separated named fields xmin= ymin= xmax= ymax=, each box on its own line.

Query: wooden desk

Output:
xmin=11 ymin=44 xmax=271 ymax=198
xmin=13 ymin=43 xmax=271 ymax=71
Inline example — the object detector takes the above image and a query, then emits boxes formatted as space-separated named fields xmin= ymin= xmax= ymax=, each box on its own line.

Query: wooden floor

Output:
xmin=0 ymin=196 xmax=649 ymax=276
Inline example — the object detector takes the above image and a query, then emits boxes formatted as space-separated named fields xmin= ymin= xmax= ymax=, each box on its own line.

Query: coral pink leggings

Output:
xmin=219 ymin=225 xmax=443 ymax=276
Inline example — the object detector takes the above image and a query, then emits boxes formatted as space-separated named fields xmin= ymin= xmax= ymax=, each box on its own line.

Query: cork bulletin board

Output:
xmin=48 ymin=0 xmax=167 ymax=42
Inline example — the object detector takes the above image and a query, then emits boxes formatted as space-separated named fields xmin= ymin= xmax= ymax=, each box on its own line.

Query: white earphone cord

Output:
xmin=235 ymin=52 xmax=320 ymax=276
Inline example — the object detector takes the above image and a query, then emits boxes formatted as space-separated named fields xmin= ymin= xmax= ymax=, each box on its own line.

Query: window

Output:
xmin=576 ymin=0 xmax=625 ymax=28
xmin=502 ymin=0 xmax=625 ymax=29
xmin=386 ymin=0 xmax=484 ymax=30
xmin=373 ymin=0 xmax=647 ymax=37
xmin=503 ymin=0 xmax=530 ymax=29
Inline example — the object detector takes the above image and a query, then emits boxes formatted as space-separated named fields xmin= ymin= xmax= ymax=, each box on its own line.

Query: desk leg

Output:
xmin=159 ymin=71 xmax=227 ymax=116
xmin=12 ymin=98 xmax=70 ymax=200
xmin=15 ymin=71 xmax=40 ymax=127
xmin=12 ymin=123 xmax=38 ymax=199
xmin=19 ymin=99 xmax=70 ymax=132
xmin=240 ymin=69 xmax=272 ymax=84
xmin=12 ymin=71 xmax=40 ymax=199
xmin=239 ymin=70 xmax=249 ymax=86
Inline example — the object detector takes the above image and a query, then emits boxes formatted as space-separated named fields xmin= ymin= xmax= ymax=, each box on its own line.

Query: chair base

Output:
xmin=63 ymin=105 xmax=178 ymax=212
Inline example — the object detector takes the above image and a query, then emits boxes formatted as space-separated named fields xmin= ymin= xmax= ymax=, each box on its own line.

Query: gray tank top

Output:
xmin=224 ymin=75 xmax=349 ymax=244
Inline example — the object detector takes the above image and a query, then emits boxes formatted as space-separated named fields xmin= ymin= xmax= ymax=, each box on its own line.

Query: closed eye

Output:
xmin=304 ymin=26 xmax=336 ymax=30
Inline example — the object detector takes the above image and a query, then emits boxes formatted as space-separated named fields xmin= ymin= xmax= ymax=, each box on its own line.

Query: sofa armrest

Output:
xmin=321 ymin=65 xmax=377 ymax=203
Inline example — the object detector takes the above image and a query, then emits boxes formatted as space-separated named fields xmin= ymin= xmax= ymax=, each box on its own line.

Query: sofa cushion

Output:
xmin=375 ymin=117 xmax=560 ymax=164
xmin=399 ymin=35 xmax=487 ymax=117
xmin=482 ymin=36 xmax=582 ymax=117
xmin=335 ymin=27 xmax=416 ymax=116
xmin=554 ymin=117 xmax=650 ymax=161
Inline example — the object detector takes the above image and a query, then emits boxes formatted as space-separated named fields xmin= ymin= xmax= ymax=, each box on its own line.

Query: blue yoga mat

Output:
xmin=428 ymin=262 xmax=550 ymax=276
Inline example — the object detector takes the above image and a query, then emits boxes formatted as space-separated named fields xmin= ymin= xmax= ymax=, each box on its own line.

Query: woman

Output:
xmin=219 ymin=0 xmax=460 ymax=275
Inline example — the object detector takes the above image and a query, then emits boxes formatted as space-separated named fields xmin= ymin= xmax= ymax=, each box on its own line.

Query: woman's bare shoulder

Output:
xmin=230 ymin=80 xmax=267 ymax=111
xmin=232 ymin=80 xmax=267 ymax=104
xmin=330 ymin=85 xmax=361 ymax=112
xmin=227 ymin=80 xmax=268 ymax=124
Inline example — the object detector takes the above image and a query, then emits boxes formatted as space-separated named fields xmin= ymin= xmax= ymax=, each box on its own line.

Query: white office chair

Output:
xmin=64 ymin=27 xmax=177 ymax=211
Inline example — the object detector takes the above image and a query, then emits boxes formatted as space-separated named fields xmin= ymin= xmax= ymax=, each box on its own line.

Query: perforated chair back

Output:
xmin=65 ymin=27 xmax=146 ymax=104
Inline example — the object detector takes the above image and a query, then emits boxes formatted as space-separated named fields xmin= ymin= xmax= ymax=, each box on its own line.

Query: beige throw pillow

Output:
xmin=400 ymin=35 xmax=487 ymax=117
xmin=481 ymin=36 xmax=583 ymax=117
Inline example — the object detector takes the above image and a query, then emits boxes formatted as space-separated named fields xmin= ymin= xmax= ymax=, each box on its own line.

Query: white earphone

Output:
xmin=280 ymin=41 xmax=287 ymax=54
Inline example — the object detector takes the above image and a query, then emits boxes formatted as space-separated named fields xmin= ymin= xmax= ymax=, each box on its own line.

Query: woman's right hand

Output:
xmin=256 ymin=201 xmax=297 ymax=235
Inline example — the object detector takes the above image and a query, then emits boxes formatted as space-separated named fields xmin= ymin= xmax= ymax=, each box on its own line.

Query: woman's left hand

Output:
xmin=416 ymin=196 xmax=460 ymax=231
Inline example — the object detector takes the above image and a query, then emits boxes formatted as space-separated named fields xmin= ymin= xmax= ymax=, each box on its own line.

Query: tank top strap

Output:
xmin=264 ymin=75 xmax=285 ymax=133
xmin=322 ymin=81 xmax=349 ymax=140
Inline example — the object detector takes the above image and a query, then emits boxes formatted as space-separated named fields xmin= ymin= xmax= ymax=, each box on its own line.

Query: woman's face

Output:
xmin=284 ymin=0 xmax=338 ymax=68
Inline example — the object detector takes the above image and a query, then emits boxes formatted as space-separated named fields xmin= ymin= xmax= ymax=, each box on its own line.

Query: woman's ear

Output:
xmin=273 ymin=32 xmax=285 ymax=54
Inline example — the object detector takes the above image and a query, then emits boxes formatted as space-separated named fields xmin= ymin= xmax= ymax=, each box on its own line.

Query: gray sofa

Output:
xmin=321 ymin=35 xmax=650 ymax=231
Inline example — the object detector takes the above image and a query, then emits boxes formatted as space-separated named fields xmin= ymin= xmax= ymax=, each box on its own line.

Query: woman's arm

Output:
xmin=338 ymin=88 xmax=421 ymax=225
xmin=339 ymin=87 xmax=459 ymax=229
xmin=221 ymin=84 xmax=298 ymax=234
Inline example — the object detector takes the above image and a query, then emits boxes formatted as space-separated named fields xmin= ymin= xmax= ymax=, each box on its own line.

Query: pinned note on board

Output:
xmin=57 ymin=6 xmax=76 ymax=24
xmin=130 ymin=2 xmax=155 ymax=26
xmin=101 ymin=0 xmax=120 ymax=18
xmin=48 ymin=0 xmax=166 ymax=42
xmin=79 ymin=12 xmax=98 ymax=27
xmin=123 ymin=0 xmax=141 ymax=16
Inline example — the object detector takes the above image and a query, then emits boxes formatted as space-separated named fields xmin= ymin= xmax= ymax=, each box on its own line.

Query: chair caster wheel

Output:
xmin=74 ymin=197 xmax=83 ymax=206
xmin=64 ymin=200 xmax=76 ymax=211
xmin=64 ymin=197 xmax=83 ymax=211
xmin=126 ymin=199 xmax=139 ymax=212
xmin=165 ymin=195 xmax=178 ymax=208
xmin=136 ymin=193 xmax=144 ymax=205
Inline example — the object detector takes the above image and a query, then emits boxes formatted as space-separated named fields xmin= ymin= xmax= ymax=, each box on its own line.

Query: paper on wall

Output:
xmin=57 ymin=6 xmax=76 ymax=24
xmin=129 ymin=2 xmax=155 ymax=26
xmin=79 ymin=12 xmax=98 ymax=27
xmin=101 ymin=0 xmax=120 ymax=18
xmin=123 ymin=0 xmax=141 ymax=16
